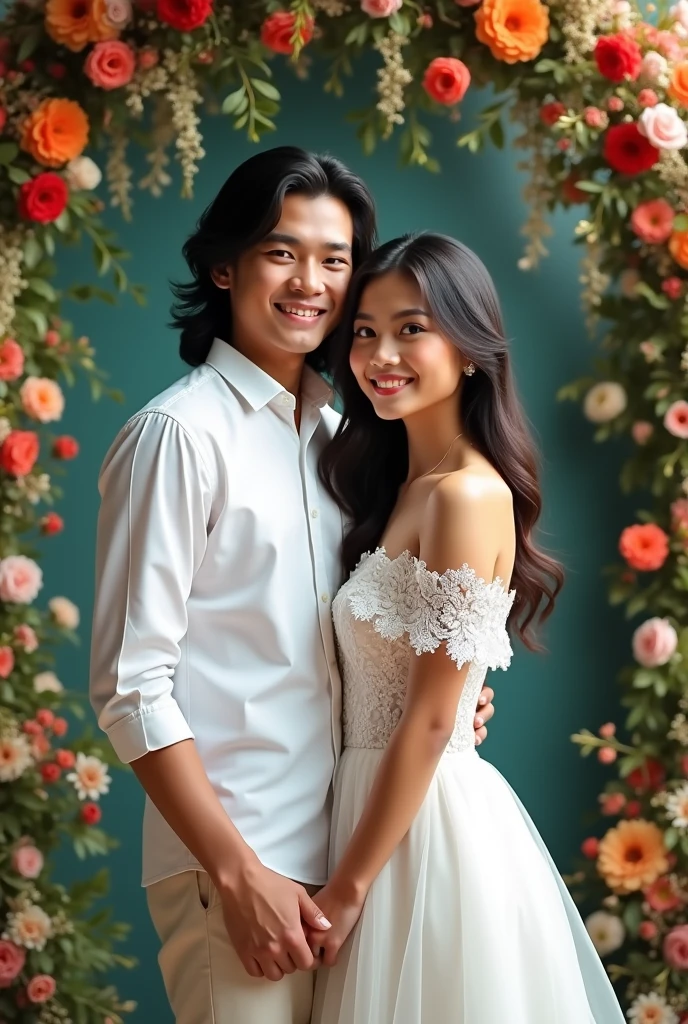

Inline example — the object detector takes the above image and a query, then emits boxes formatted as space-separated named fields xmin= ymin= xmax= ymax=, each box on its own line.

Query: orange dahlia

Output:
xmin=475 ymin=0 xmax=549 ymax=65
xmin=597 ymin=819 xmax=668 ymax=894
xmin=20 ymin=99 xmax=89 ymax=168
xmin=45 ymin=0 xmax=117 ymax=53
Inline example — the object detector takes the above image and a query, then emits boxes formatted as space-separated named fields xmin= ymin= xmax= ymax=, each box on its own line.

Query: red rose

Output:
xmin=0 ymin=108 xmax=7 ymax=133
xmin=52 ymin=436 xmax=79 ymax=460
xmin=0 ymin=338 xmax=25 ymax=381
xmin=0 ymin=430 xmax=39 ymax=477
xmin=540 ymin=101 xmax=565 ymax=126
xmin=594 ymin=33 xmax=642 ymax=82
xmin=81 ymin=802 xmax=102 ymax=825
xmin=422 ymin=57 xmax=471 ymax=106
xmin=603 ymin=123 xmax=659 ymax=175
xmin=55 ymin=749 xmax=75 ymax=769
xmin=260 ymin=11 xmax=314 ymax=55
xmin=581 ymin=837 xmax=599 ymax=859
xmin=156 ymin=0 xmax=212 ymax=31
xmin=40 ymin=512 xmax=64 ymax=536
xmin=18 ymin=173 xmax=69 ymax=224
xmin=40 ymin=763 xmax=61 ymax=783
xmin=627 ymin=757 xmax=665 ymax=792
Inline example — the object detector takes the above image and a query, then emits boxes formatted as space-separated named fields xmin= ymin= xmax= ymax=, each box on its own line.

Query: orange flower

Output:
xmin=670 ymin=228 xmax=688 ymax=270
xmin=20 ymin=99 xmax=89 ymax=168
xmin=45 ymin=0 xmax=117 ymax=52
xmin=597 ymin=819 xmax=668 ymax=894
xmin=474 ymin=0 xmax=549 ymax=64
xmin=619 ymin=523 xmax=669 ymax=572
xmin=669 ymin=62 xmax=688 ymax=108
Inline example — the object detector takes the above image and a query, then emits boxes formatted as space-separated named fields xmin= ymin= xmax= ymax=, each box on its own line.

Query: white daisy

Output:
xmin=585 ymin=910 xmax=625 ymax=956
xmin=627 ymin=992 xmax=679 ymax=1024
xmin=66 ymin=753 xmax=111 ymax=801
xmin=666 ymin=783 xmax=688 ymax=829
xmin=3 ymin=903 xmax=53 ymax=950
xmin=0 ymin=734 xmax=33 ymax=781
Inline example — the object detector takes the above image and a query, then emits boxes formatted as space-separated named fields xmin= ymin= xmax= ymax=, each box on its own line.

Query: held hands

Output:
xmin=305 ymin=880 xmax=366 ymax=968
xmin=217 ymin=860 xmax=331 ymax=981
xmin=474 ymin=684 xmax=495 ymax=746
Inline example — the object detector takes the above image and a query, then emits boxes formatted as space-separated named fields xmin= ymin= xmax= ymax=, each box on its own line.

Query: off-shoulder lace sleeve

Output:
xmin=348 ymin=549 xmax=515 ymax=671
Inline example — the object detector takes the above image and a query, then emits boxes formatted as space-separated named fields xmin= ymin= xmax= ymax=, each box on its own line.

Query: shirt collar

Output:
xmin=206 ymin=338 xmax=332 ymax=411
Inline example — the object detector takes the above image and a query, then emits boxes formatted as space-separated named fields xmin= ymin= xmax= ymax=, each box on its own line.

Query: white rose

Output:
xmin=65 ymin=156 xmax=102 ymax=192
xmin=583 ymin=382 xmax=628 ymax=423
xmin=672 ymin=0 xmax=688 ymax=31
xmin=641 ymin=50 xmax=669 ymax=84
xmin=639 ymin=103 xmax=688 ymax=151
xmin=33 ymin=671 xmax=63 ymax=694
xmin=49 ymin=595 xmax=80 ymax=630
xmin=585 ymin=911 xmax=625 ymax=956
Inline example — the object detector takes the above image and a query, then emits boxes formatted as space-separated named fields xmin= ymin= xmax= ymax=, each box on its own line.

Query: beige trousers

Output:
xmin=146 ymin=870 xmax=316 ymax=1024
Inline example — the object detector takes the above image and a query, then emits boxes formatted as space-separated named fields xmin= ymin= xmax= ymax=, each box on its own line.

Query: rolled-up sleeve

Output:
xmin=89 ymin=410 xmax=212 ymax=763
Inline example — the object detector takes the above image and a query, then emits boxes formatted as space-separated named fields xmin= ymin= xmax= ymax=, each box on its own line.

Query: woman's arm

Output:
xmin=313 ymin=474 xmax=513 ymax=964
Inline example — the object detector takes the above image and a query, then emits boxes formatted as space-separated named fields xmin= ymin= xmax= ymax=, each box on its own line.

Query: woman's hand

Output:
xmin=306 ymin=881 xmax=366 ymax=968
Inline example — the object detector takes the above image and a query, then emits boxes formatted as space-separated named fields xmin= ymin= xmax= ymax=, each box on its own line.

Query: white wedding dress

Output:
xmin=312 ymin=548 xmax=625 ymax=1024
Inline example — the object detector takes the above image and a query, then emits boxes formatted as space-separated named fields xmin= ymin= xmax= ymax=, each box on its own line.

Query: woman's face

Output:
xmin=349 ymin=270 xmax=464 ymax=421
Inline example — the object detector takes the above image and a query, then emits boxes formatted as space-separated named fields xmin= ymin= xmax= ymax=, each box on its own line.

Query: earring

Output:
xmin=464 ymin=362 xmax=476 ymax=376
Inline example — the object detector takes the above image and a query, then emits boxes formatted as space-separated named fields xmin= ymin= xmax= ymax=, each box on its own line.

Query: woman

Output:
xmin=310 ymin=234 xmax=625 ymax=1023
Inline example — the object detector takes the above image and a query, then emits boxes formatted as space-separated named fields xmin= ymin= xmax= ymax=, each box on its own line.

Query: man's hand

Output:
xmin=474 ymin=684 xmax=495 ymax=746
xmin=305 ymin=882 xmax=365 ymax=968
xmin=217 ymin=862 xmax=331 ymax=982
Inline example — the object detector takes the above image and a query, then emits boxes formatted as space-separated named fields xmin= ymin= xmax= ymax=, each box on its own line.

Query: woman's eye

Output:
xmin=353 ymin=326 xmax=375 ymax=339
xmin=400 ymin=323 xmax=426 ymax=335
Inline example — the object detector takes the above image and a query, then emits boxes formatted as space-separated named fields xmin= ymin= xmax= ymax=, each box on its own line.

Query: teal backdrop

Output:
xmin=43 ymin=63 xmax=631 ymax=1021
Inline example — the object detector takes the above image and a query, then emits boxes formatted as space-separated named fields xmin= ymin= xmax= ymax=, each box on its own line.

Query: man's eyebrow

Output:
xmin=263 ymin=232 xmax=352 ymax=254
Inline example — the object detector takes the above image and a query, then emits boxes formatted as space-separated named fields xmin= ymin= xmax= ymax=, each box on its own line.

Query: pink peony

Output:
xmin=665 ymin=400 xmax=688 ymax=438
xmin=360 ymin=0 xmax=402 ymax=15
xmin=84 ymin=40 xmax=136 ymax=90
xmin=633 ymin=617 xmax=678 ymax=667
xmin=0 ymin=646 xmax=14 ymax=678
xmin=630 ymin=198 xmax=675 ymax=244
xmin=0 ymin=940 xmax=25 ymax=987
xmin=0 ymin=338 xmax=24 ymax=381
xmin=0 ymin=556 xmax=42 ymax=604
xmin=19 ymin=377 xmax=64 ymax=423
xmin=639 ymin=103 xmax=688 ymax=150
xmin=12 ymin=844 xmax=43 ymax=879
xmin=14 ymin=624 xmax=38 ymax=652
xmin=664 ymin=925 xmax=688 ymax=969
xmin=26 ymin=974 xmax=55 ymax=1003
xmin=631 ymin=421 xmax=654 ymax=445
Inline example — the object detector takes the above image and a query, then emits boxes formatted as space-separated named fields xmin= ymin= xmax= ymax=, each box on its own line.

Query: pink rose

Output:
xmin=0 ymin=338 xmax=24 ymax=381
xmin=12 ymin=844 xmax=43 ymax=878
xmin=0 ymin=646 xmax=14 ymax=678
xmin=105 ymin=0 xmax=132 ymax=24
xmin=638 ymin=88 xmax=659 ymax=107
xmin=584 ymin=106 xmax=608 ymax=128
xmin=26 ymin=974 xmax=55 ymax=1003
xmin=641 ymin=50 xmax=668 ymax=82
xmin=360 ymin=0 xmax=401 ymax=14
xmin=0 ymin=555 xmax=43 ymax=604
xmin=639 ymin=103 xmax=688 ymax=150
xmin=631 ymin=421 xmax=654 ymax=445
xmin=664 ymin=925 xmax=688 ymax=969
xmin=607 ymin=96 xmax=624 ymax=112
xmin=0 ymin=940 xmax=25 ymax=987
xmin=631 ymin=198 xmax=675 ymax=244
xmin=84 ymin=41 xmax=136 ymax=90
xmin=665 ymin=400 xmax=688 ymax=438
xmin=14 ymin=624 xmax=38 ymax=652
xmin=632 ymin=617 xmax=678 ymax=667
xmin=19 ymin=377 xmax=64 ymax=423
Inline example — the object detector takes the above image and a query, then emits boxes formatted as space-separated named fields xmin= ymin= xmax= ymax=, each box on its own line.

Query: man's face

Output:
xmin=215 ymin=193 xmax=354 ymax=370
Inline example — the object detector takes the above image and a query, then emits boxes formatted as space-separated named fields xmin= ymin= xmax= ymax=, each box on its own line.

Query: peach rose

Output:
xmin=632 ymin=617 xmax=678 ymax=667
xmin=670 ymin=228 xmax=688 ymax=269
xmin=14 ymin=624 xmax=38 ymax=652
xmin=26 ymin=974 xmax=56 ymax=1003
xmin=21 ymin=98 xmax=89 ymax=168
xmin=49 ymin=596 xmax=79 ymax=630
xmin=0 ymin=555 xmax=43 ymax=604
xmin=639 ymin=103 xmax=688 ymax=150
xmin=12 ymin=844 xmax=44 ymax=879
xmin=0 ymin=646 xmax=14 ymax=678
xmin=670 ymin=61 xmax=688 ymax=106
xmin=84 ymin=40 xmax=135 ymax=89
xmin=0 ymin=338 xmax=24 ymax=381
xmin=20 ymin=377 xmax=64 ymax=423
xmin=664 ymin=925 xmax=688 ymax=969
xmin=0 ymin=939 xmax=25 ymax=987
xmin=360 ymin=0 xmax=401 ymax=15
xmin=665 ymin=400 xmax=688 ymax=438
xmin=630 ymin=198 xmax=675 ymax=244
xmin=422 ymin=57 xmax=471 ymax=105
xmin=45 ymin=0 xmax=117 ymax=51
xmin=475 ymin=0 xmax=549 ymax=64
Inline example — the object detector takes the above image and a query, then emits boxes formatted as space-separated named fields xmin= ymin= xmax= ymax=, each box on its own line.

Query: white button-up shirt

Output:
xmin=89 ymin=339 xmax=344 ymax=887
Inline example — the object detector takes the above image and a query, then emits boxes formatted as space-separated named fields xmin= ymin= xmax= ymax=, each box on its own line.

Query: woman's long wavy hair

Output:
xmin=170 ymin=146 xmax=378 ymax=372
xmin=319 ymin=233 xmax=564 ymax=649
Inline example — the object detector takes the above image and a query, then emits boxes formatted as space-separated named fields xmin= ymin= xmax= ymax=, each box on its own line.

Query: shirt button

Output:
xmin=311 ymin=508 xmax=319 ymax=518
xmin=281 ymin=393 xmax=293 ymax=406
xmin=321 ymin=593 xmax=329 ymax=603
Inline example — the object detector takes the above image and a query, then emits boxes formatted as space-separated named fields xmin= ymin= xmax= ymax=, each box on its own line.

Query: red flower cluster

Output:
xmin=157 ymin=0 xmax=212 ymax=31
xmin=540 ymin=101 xmax=565 ymax=126
xmin=52 ymin=436 xmax=79 ymax=460
xmin=604 ymin=123 xmax=659 ymax=175
xmin=594 ymin=33 xmax=642 ymax=83
xmin=423 ymin=58 xmax=471 ymax=106
xmin=260 ymin=11 xmax=314 ymax=55
xmin=18 ymin=173 xmax=68 ymax=224
xmin=40 ymin=512 xmax=64 ymax=536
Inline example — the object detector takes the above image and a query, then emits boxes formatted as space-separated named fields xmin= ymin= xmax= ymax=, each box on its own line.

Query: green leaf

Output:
xmin=634 ymin=282 xmax=670 ymax=310
xmin=0 ymin=143 xmax=19 ymax=166
xmin=251 ymin=78 xmax=280 ymax=101
xmin=573 ymin=180 xmax=605 ymax=193
xmin=16 ymin=26 xmax=41 ymax=63
xmin=23 ymin=236 xmax=42 ymax=270
xmin=489 ymin=119 xmax=504 ymax=149
xmin=28 ymin=277 xmax=57 ymax=302
xmin=674 ymin=213 xmax=688 ymax=232
xmin=222 ymin=88 xmax=247 ymax=116
xmin=7 ymin=166 xmax=30 ymax=184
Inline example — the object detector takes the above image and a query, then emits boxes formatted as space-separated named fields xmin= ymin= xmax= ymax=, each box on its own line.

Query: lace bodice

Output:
xmin=333 ymin=548 xmax=515 ymax=754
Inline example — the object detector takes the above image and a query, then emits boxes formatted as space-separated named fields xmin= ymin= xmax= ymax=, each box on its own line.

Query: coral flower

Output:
xmin=631 ymin=199 xmax=675 ymax=244
xmin=597 ymin=819 xmax=668 ymax=893
xmin=670 ymin=228 xmax=688 ymax=270
xmin=45 ymin=0 xmax=117 ymax=52
xmin=670 ymin=61 xmax=688 ymax=107
xmin=474 ymin=0 xmax=549 ymax=64
xmin=20 ymin=99 xmax=89 ymax=168
xmin=619 ymin=523 xmax=669 ymax=571
xmin=645 ymin=875 xmax=682 ymax=913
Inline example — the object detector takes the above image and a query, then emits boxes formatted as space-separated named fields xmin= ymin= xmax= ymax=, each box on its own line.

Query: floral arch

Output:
xmin=0 ymin=0 xmax=687 ymax=1020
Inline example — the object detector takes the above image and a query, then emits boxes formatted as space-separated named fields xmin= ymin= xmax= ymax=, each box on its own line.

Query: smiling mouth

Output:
xmin=369 ymin=376 xmax=415 ymax=395
xmin=275 ymin=303 xmax=327 ymax=321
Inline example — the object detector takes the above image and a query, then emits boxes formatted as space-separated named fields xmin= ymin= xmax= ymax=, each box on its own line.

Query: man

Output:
xmin=89 ymin=146 xmax=495 ymax=1024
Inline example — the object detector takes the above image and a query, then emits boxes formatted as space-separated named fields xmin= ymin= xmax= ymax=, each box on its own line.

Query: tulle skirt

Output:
xmin=312 ymin=746 xmax=625 ymax=1024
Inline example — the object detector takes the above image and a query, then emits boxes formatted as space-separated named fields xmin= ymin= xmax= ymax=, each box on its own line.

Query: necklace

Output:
xmin=418 ymin=431 xmax=463 ymax=479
